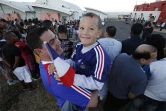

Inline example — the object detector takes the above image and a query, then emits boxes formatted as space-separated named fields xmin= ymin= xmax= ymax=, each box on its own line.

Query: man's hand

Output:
xmin=48 ymin=63 xmax=56 ymax=75
xmin=87 ymin=91 xmax=98 ymax=108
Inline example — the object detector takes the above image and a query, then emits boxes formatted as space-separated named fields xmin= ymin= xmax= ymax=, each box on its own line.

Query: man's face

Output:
xmin=38 ymin=30 xmax=63 ymax=61
xmin=78 ymin=16 xmax=102 ymax=47
xmin=10 ymin=33 xmax=19 ymax=43
xmin=49 ymin=24 xmax=54 ymax=32
xmin=0 ymin=21 xmax=4 ymax=27
xmin=142 ymin=52 xmax=157 ymax=65
xmin=150 ymin=18 xmax=154 ymax=22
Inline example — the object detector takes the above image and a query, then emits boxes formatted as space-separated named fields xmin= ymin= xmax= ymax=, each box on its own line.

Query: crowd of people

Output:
xmin=0 ymin=12 xmax=166 ymax=111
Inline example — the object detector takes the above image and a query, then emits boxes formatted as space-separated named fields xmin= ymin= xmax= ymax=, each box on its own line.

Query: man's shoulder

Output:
xmin=121 ymin=38 xmax=131 ymax=43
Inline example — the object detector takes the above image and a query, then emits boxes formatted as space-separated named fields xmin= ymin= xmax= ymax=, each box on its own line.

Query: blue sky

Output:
xmin=8 ymin=0 xmax=156 ymax=12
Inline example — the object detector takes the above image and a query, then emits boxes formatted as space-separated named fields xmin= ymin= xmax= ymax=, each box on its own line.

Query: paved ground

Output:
xmin=102 ymin=21 xmax=166 ymax=41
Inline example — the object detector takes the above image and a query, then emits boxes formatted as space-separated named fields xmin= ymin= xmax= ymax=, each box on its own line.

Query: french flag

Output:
xmin=44 ymin=41 xmax=75 ymax=87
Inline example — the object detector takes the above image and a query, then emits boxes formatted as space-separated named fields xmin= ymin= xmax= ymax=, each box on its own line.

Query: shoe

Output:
xmin=32 ymin=77 xmax=41 ymax=81
xmin=23 ymin=86 xmax=28 ymax=90
xmin=8 ymin=80 xmax=19 ymax=85
xmin=29 ymin=87 xmax=37 ymax=92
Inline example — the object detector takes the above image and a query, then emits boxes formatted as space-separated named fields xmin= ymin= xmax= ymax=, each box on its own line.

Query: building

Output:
xmin=0 ymin=0 xmax=108 ymax=23
xmin=132 ymin=0 xmax=166 ymax=23
xmin=0 ymin=0 xmax=35 ymax=20
xmin=84 ymin=7 xmax=107 ymax=21
xmin=0 ymin=0 xmax=84 ymax=22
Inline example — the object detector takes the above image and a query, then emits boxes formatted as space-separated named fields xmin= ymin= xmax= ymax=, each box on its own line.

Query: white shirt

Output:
xmin=144 ymin=58 xmax=166 ymax=101
xmin=161 ymin=22 xmax=165 ymax=27
xmin=98 ymin=38 xmax=122 ymax=62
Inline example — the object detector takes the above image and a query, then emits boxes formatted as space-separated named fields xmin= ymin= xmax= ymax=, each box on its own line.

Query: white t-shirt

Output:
xmin=144 ymin=58 xmax=166 ymax=101
xmin=98 ymin=38 xmax=122 ymax=62
xmin=161 ymin=22 xmax=165 ymax=27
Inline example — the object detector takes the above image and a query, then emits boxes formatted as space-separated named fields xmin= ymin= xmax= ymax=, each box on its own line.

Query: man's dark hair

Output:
xmin=26 ymin=27 xmax=48 ymax=51
xmin=58 ymin=25 xmax=67 ymax=34
xmin=0 ymin=18 xmax=7 ymax=23
xmin=42 ymin=20 xmax=52 ymax=29
xmin=146 ymin=34 xmax=166 ymax=60
xmin=11 ymin=31 xmax=22 ymax=40
xmin=3 ymin=31 xmax=14 ymax=41
xmin=131 ymin=23 xmax=143 ymax=35
xmin=132 ymin=45 xmax=157 ymax=60
xmin=106 ymin=26 xmax=116 ymax=37
xmin=82 ymin=12 xmax=102 ymax=29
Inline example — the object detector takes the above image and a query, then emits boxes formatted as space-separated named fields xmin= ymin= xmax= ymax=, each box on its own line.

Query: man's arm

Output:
xmin=129 ymin=75 xmax=148 ymax=99
xmin=2 ymin=53 xmax=10 ymax=68
xmin=128 ymin=92 xmax=136 ymax=99
xmin=150 ymin=22 xmax=155 ymax=28
xmin=13 ymin=56 xmax=20 ymax=70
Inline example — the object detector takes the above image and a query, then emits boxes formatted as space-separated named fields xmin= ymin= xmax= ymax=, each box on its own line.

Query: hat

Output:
xmin=150 ymin=16 xmax=155 ymax=19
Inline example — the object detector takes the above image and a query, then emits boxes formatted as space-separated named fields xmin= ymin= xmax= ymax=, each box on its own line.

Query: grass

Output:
xmin=0 ymin=74 xmax=60 ymax=111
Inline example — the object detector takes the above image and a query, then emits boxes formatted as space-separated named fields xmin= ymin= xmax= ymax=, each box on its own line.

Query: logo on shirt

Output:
xmin=80 ymin=62 xmax=85 ymax=69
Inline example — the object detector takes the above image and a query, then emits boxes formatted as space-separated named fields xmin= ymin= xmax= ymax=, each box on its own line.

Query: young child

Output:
xmin=49 ymin=12 xmax=111 ymax=91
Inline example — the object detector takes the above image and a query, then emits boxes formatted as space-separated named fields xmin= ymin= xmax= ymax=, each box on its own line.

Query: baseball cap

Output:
xmin=150 ymin=16 xmax=155 ymax=19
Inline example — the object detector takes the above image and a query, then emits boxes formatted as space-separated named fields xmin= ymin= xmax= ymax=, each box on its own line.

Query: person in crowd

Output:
xmin=142 ymin=16 xmax=155 ymax=40
xmin=121 ymin=23 xmax=145 ymax=55
xmin=99 ymin=26 xmax=122 ymax=61
xmin=160 ymin=21 xmax=165 ymax=31
xmin=12 ymin=31 xmax=39 ymax=79
xmin=0 ymin=37 xmax=18 ymax=85
xmin=98 ymin=26 xmax=122 ymax=100
xmin=2 ymin=31 xmax=35 ymax=91
xmin=58 ymin=25 xmax=73 ymax=58
xmin=42 ymin=20 xmax=55 ymax=34
xmin=103 ymin=44 xmax=157 ymax=111
xmin=130 ymin=34 xmax=166 ymax=111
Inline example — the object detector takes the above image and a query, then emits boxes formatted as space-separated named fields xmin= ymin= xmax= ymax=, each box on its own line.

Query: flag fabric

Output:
xmin=44 ymin=41 xmax=75 ymax=87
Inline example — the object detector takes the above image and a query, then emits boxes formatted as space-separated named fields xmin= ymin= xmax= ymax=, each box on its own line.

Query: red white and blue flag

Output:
xmin=44 ymin=41 xmax=75 ymax=87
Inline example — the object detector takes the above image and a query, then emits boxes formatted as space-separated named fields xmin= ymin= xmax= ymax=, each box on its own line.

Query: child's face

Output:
xmin=78 ymin=16 xmax=102 ymax=47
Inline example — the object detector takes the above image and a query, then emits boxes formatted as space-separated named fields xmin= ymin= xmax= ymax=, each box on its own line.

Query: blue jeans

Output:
xmin=98 ymin=79 xmax=108 ymax=100
xmin=61 ymin=100 xmax=83 ymax=111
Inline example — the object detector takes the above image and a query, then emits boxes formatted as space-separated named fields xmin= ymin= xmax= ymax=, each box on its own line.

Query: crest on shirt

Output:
xmin=80 ymin=62 xmax=85 ymax=69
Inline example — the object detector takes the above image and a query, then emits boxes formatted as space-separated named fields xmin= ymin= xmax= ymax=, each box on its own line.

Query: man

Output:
xmin=130 ymin=34 xmax=166 ymax=111
xmin=142 ymin=16 xmax=155 ymax=40
xmin=58 ymin=25 xmax=73 ymax=58
xmin=0 ymin=19 xmax=8 ymax=30
xmin=2 ymin=31 xmax=34 ymax=90
xmin=121 ymin=23 xmax=145 ymax=55
xmin=98 ymin=26 xmax=122 ymax=61
xmin=42 ymin=20 xmax=55 ymax=34
xmin=26 ymin=27 xmax=98 ymax=111
xmin=160 ymin=22 xmax=165 ymax=31
xmin=98 ymin=26 xmax=122 ymax=100
xmin=103 ymin=44 xmax=157 ymax=111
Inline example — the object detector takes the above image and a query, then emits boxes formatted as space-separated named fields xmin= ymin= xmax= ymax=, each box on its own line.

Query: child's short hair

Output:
xmin=82 ymin=12 xmax=102 ymax=30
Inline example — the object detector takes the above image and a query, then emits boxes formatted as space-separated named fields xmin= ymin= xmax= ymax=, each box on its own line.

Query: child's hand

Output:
xmin=54 ymin=73 xmax=60 ymax=80
xmin=54 ymin=73 xmax=63 ymax=85
xmin=88 ymin=90 xmax=98 ymax=108
xmin=48 ymin=63 xmax=56 ymax=75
